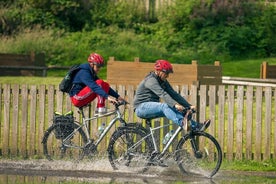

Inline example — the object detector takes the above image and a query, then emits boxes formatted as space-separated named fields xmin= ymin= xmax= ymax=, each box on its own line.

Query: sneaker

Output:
xmin=197 ymin=119 xmax=211 ymax=131
xmin=95 ymin=107 xmax=107 ymax=115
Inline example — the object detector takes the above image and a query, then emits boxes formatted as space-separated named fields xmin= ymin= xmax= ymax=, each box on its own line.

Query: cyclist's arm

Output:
xmin=164 ymin=82 xmax=191 ymax=108
xmin=144 ymin=77 xmax=178 ymax=108
xmin=108 ymin=87 xmax=120 ymax=99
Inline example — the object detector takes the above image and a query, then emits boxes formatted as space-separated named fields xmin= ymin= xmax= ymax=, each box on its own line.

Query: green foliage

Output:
xmin=0 ymin=4 xmax=22 ymax=35
xmin=0 ymin=0 xmax=276 ymax=68
xmin=83 ymin=0 xmax=159 ymax=32
xmin=1 ymin=0 xmax=91 ymax=32
xmin=157 ymin=0 xmax=276 ymax=61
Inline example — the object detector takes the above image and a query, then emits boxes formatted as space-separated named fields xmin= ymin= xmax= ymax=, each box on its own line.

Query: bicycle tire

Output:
xmin=107 ymin=126 xmax=154 ymax=172
xmin=175 ymin=131 xmax=222 ymax=178
xmin=42 ymin=121 xmax=88 ymax=161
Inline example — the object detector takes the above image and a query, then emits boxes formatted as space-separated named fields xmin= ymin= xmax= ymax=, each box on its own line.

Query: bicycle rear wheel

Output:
xmin=42 ymin=122 xmax=88 ymax=161
xmin=107 ymin=127 xmax=154 ymax=172
xmin=175 ymin=131 xmax=222 ymax=178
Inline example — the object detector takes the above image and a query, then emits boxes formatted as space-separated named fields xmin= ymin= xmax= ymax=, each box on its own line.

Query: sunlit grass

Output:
xmin=221 ymin=58 xmax=276 ymax=78
xmin=221 ymin=159 xmax=276 ymax=171
xmin=0 ymin=77 xmax=62 ymax=85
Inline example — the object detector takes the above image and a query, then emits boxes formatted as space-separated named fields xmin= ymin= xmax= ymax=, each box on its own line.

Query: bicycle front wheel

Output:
xmin=175 ymin=131 xmax=222 ymax=178
xmin=108 ymin=127 xmax=154 ymax=172
xmin=42 ymin=121 xmax=88 ymax=161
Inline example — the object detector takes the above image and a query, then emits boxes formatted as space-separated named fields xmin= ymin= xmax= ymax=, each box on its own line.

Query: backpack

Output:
xmin=59 ymin=64 xmax=81 ymax=93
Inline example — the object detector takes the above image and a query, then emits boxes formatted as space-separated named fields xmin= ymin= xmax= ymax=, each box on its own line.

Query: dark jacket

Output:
xmin=69 ymin=63 xmax=119 ymax=99
xmin=134 ymin=72 xmax=191 ymax=109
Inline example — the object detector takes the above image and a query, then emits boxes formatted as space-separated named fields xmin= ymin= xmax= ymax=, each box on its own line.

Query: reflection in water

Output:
xmin=0 ymin=159 xmax=275 ymax=184
xmin=1 ymin=173 xmax=276 ymax=184
xmin=0 ymin=175 xmax=121 ymax=184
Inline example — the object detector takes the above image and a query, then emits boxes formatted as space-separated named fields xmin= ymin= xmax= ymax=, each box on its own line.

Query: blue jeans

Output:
xmin=135 ymin=102 xmax=184 ymax=126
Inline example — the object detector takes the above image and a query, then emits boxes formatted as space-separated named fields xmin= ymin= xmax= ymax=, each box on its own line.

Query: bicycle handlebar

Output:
xmin=114 ymin=100 xmax=129 ymax=109
xmin=178 ymin=108 xmax=196 ymax=120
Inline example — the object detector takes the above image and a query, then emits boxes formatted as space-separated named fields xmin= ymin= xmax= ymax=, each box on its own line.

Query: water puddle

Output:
xmin=0 ymin=159 xmax=275 ymax=184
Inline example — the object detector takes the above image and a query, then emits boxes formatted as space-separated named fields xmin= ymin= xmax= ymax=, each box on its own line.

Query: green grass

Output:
xmin=0 ymin=57 xmax=275 ymax=85
xmin=221 ymin=159 xmax=276 ymax=171
xmin=0 ymin=76 xmax=62 ymax=85
xmin=221 ymin=57 xmax=276 ymax=78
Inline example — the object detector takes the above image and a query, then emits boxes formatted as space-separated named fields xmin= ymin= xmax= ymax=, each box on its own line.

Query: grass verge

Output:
xmin=221 ymin=159 xmax=276 ymax=171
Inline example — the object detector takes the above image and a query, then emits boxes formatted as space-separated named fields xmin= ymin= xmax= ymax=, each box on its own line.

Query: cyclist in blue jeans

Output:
xmin=133 ymin=60 xmax=210 ymax=132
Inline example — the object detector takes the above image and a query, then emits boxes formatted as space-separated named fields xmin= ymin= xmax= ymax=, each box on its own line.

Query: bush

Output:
xmin=0 ymin=0 xmax=275 ymax=66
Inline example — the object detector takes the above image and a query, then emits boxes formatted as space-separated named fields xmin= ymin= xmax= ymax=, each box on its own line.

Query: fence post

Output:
xmin=109 ymin=57 xmax=115 ymax=62
xmin=260 ymin=62 xmax=268 ymax=79
xmin=214 ymin=61 xmax=220 ymax=66
xmin=134 ymin=57 xmax=140 ymax=62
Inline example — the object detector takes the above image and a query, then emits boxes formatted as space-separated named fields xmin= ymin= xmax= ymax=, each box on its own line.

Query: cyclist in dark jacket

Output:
xmin=134 ymin=60 xmax=210 ymax=131
xmin=69 ymin=53 xmax=124 ymax=113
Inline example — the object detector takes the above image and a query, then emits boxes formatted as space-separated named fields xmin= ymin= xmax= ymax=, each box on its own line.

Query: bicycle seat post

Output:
xmin=145 ymin=119 xmax=152 ymax=128
xmin=78 ymin=107 xmax=86 ymax=119
xmin=78 ymin=103 xmax=92 ymax=119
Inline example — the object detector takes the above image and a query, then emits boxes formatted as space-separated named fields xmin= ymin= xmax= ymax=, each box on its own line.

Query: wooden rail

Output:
xmin=222 ymin=76 xmax=276 ymax=87
xmin=0 ymin=83 xmax=275 ymax=161
xmin=0 ymin=63 xmax=71 ymax=77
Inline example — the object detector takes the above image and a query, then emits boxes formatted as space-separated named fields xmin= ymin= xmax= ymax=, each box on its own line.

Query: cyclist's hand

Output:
xmin=190 ymin=105 xmax=196 ymax=111
xmin=118 ymin=96 xmax=129 ymax=105
xmin=108 ymin=96 xmax=118 ymax=104
xmin=175 ymin=103 xmax=185 ymax=111
xmin=117 ymin=96 xmax=125 ymax=102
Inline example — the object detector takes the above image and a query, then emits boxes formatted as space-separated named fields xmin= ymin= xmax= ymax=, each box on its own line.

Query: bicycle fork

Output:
xmin=189 ymin=133 xmax=203 ymax=159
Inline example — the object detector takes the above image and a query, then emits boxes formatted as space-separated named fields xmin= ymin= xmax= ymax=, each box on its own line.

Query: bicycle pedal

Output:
xmin=84 ymin=140 xmax=97 ymax=152
xmin=83 ymin=145 xmax=97 ymax=156
xmin=85 ymin=142 xmax=96 ymax=149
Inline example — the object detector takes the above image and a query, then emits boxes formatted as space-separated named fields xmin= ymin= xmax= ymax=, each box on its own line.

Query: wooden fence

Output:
xmin=107 ymin=57 xmax=222 ymax=86
xmin=0 ymin=52 xmax=46 ymax=76
xmin=0 ymin=83 xmax=275 ymax=161
xmin=222 ymin=76 xmax=276 ymax=87
xmin=260 ymin=62 xmax=276 ymax=79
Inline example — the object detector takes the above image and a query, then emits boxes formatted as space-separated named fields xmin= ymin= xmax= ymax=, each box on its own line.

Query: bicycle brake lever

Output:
xmin=185 ymin=106 xmax=196 ymax=113
xmin=123 ymin=100 xmax=129 ymax=105
xmin=115 ymin=100 xmax=129 ymax=108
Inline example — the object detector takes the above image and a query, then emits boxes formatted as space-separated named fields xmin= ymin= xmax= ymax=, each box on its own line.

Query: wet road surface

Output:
xmin=0 ymin=159 xmax=275 ymax=184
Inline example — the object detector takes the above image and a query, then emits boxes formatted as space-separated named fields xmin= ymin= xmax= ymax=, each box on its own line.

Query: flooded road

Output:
xmin=0 ymin=159 xmax=275 ymax=184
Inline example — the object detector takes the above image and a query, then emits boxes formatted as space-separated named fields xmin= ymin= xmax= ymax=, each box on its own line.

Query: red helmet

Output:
xmin=154 ymin=60 xmax=173 ymax=74
xmin=87 ymin=53 xmax=104 ymax=66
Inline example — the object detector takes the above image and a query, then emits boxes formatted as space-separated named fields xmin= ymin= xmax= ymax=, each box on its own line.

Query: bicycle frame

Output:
xmin=128 ymin=121 xmax=183 ymax=159
xmin=108 ymin=109 xmax=222 ymax=178
xmin=62 ymin=103 xmax=127 ymax=149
